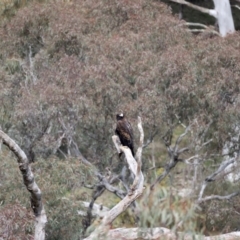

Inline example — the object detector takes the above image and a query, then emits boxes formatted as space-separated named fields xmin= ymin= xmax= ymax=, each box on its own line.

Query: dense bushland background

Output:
xmin=1 ymin=0 xmax=240 ymax=239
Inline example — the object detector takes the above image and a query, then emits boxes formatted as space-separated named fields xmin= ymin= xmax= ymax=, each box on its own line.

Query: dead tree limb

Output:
xmin=183 ymin=23 xmax=220 ymax=36
xmin=198 ymin=155 xmax=240 ymax=203
xmin=102 ymin=227 xmax=240 ymax=240
xmin=168 ymin=0 xmax=235 ymax=37
xmin=198 ymin=191 xmax=240 ymax=204
xmin=150 ymin=126 xmax=190 ymax=190
xmin=84 ymin=117 xmax=144 ymax=240
xmin=232 ymin=5 xmax=240 ymax=10
xmin=77 ymin=201 xmax=110 ymax=218
xmin=0 ymin=130 xmax=47 ymax=240
xmin=82 ymin=184 xmax=106 ymax=234
xmin=168 ymin=0 xmax=217 ymax=17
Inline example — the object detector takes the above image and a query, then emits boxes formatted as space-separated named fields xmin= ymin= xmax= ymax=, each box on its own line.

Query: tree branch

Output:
xmin=232 ymin=5 xmax=240 ymax=10
xmin=77 ymin=201 xmax=109 ymax=218
xmin=198 ymin=157 xmax=239 ymax=201
xmin=101 ymin=227 xmax=240 ymax=240
xmin=84 ymin=117 xmax=144 ymax=240
xmin=168 ymin=0 xmax=217 ymax=18
xmin=197 ymin=191 xmax=240 ymax=204
xmin=151 ymin=125 xmax=190 ymax=190
xmin=184 ymin=23 xmax=220 ymax=36
xmin=0 ymin=130 xmax=47 ymax=240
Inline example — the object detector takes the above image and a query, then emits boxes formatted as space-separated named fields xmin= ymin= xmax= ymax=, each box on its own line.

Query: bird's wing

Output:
xmin=125 ymin=120 xmax=134 ymax=140
xmin=116 ymin=119 xmax=133 ymax=142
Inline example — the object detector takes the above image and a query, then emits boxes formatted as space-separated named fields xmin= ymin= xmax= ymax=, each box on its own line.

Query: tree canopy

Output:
xmin=1 ymin=0 xmax=240 ymax=239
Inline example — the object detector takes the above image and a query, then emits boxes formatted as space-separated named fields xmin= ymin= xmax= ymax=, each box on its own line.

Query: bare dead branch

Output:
xmin=185 ymin=22 xmax=210 ymax=29
xmin=82 ymin=185 xmax=106 ymax=234
xmin=197 ymin=191 xmax=240 ymax=204
xmin=143 ymin=128 xmax=158 ymax=149
xmin=205 ymin=159 xmax=235 ymax=182
xmin=96 ymin=173 xmax=127 ymax=199
xmin=232 ymin=5 xmax=240 ymax=10
xmin=112 ymin=135 xmax=122 ymax=155
xmin=83 ymin=183 xmax=95 ymax=189
xmin=0 ymin=130 xmax=47 ymax=240
xmin=151 ymin=125 xmax=190 ymax=190
xmin=56 ymin=126 xmax=96 ymax=169
xmin=83 ymin=165 xmax=130 ymax=234
xmin=174 ymin=125 xmax=190 ymax=150
xmin=184 ymin=155 xmax=200 ymax=165
xmin=183 ymin=23 xmax=220 ymax=36
xmin=198 ymin=157 xmax=239 ymax=201
xmin=52 ymin=133 xmax=65 ymax=154
xmin=168 ymin=0 xmax=217 ymax=18
xmin=84 ymin=117 xmax=144 ymax=240
xmin=101 ymin=227 xmax=240 ymax=240
xmin=187 ymin=29 xmax=220 ymax=36
xmin=78 ymin=201 xmax=109 ymax=218
xmin=151 ymin=168 xmax=169 ymax=190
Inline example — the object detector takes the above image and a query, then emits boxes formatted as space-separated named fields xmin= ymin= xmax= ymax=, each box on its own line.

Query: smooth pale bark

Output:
xmin=168 ymin=0 xmax=235 ymax=37
xmin=77 ymin=201 xmax=110 ymax=218
xmin=84 ymin=117 xmax=144 ymax=240
xmin=105 ymin=228 xmax=240 ymax=240
xmin=0 ymin=130 xmax=47 ymax=240
xmin=169 ymin=0 xmax=217 ymax=16
xmin=212 ymin=0 xmax=235 ymax=36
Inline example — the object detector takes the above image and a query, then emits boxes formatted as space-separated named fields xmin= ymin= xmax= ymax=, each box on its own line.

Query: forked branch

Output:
xmin=84 ymin=117 xmax=144 ymax=240
xmin=150 ymin=125 xmax=190 ymax=190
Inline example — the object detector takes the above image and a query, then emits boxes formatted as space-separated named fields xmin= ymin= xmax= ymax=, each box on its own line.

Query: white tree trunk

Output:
xmin=168 ymin=0 xmax=235 ymax=37
xmin=0 ymin=130 xmax=47 ymax=240
xmin=213 ymin=0 xmax=235 ymax=37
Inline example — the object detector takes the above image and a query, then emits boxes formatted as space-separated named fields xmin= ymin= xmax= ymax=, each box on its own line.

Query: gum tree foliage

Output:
xmin=1 ymin=0 xmax=240 ymax=165
xmin=1 ymin=0 xmax=240 ymax=238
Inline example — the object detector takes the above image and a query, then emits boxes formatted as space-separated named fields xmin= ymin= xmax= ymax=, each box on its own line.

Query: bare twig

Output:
xmin=143 ymin=128 xmax=158 ymax=149
xmin=151 ymin=125 xmax=190 ymax=190
xmin=198 ymin=157 xmax=239 ymax=201
xmin=98 ymin=227 xmax=240 ymax=240
xmin=198 ymin=191 xmax=240 ymax=204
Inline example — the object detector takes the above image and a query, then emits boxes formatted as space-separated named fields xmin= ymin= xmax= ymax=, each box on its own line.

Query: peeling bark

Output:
xmin=212 ymin=0 xmax=235 ymax=37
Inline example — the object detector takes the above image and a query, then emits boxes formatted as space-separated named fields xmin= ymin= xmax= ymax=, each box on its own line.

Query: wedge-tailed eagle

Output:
xmin=115 ymin=113 xmax=135 ymax=157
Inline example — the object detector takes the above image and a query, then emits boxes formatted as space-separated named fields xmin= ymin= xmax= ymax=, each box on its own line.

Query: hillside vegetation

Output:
xmin=1 ymin=0 xmax=240 ymax=239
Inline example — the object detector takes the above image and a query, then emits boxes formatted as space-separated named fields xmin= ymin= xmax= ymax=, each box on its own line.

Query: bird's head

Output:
xmin=116 ymin=113 xmax=124 ymax=120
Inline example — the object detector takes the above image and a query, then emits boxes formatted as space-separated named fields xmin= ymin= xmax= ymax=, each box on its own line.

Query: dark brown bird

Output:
xmin=115 ymin=113 xmax=134 ymax=157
